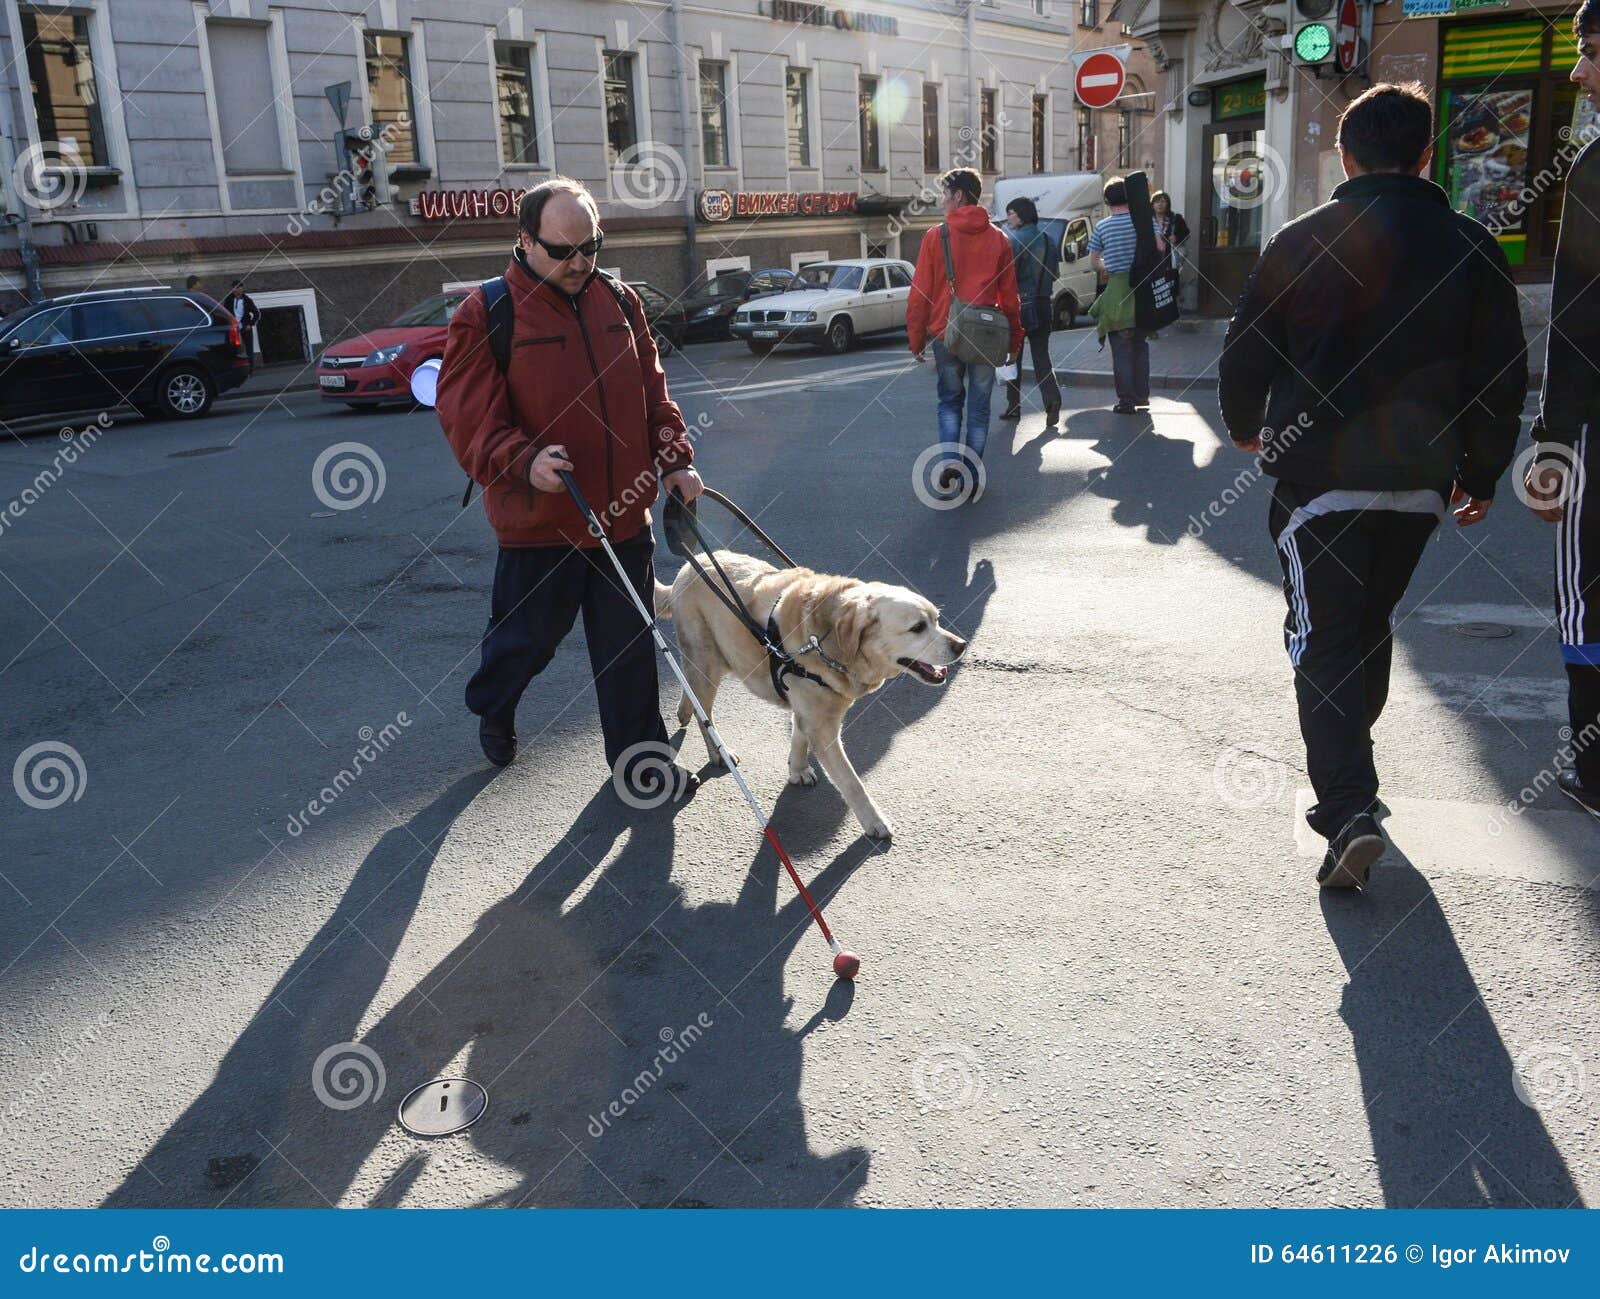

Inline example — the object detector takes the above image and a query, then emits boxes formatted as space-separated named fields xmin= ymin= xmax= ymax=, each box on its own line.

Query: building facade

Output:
xmin=1118 ymin=0 xmax=1595 ymax=314
xmin=0 ymin=0 xmax=1164 ymax=364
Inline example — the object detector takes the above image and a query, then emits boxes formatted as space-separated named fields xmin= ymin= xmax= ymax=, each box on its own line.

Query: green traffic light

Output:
xmin=1295 ymin=22 xmax=1333 ymax=62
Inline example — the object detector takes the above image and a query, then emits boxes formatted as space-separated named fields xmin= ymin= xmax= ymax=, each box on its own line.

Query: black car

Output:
xmin=626 ymin=280 xmax=685 ymax=356
xmin=0 ymin=285 xmax=250 ymax=423
xmin=664 ymin=268 xmax=804 ymax=342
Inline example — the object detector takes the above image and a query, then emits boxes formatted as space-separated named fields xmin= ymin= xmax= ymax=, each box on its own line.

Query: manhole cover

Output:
xmin=1453 ymin=621 xmax=1515 ymax=639
xmin=166 ymin=445 xmax=233 ymax=458
xmin=397 ymin=1078 xmax=488 ymax=1137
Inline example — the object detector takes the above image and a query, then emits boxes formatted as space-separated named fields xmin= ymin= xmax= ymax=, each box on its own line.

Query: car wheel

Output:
xmin=822 ymin=316 xmax=854 ymax=355
xmin=157 ymin=365 xmax=214 ymax=419
xmin=1054 ymin=293 xmax=1081 ymax=330
xmin=747 ymin=341 xmax=775 ymax=356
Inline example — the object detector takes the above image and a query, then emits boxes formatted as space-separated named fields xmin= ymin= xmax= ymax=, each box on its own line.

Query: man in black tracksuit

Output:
xmin=1524 ymin=5 xmax=1600 ymax=813
xmin=1219 ymin=83 xmax=1527 ymax=889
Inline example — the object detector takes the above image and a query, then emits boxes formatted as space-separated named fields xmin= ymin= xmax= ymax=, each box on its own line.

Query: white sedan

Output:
xmin=729 ymin=258 xmax=914 ymax=355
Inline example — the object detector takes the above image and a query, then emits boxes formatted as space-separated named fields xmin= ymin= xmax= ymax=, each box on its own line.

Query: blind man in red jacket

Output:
xmin=906 ymin=167 xmax=1023 ymax=498
xmin=436 ymin=177 xmax=703 ymax=802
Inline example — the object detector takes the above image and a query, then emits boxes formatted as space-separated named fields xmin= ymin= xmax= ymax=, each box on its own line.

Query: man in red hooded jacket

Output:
xmin=436 ymin=177 xmax=702 ymax=801
xmin=906 ymin=167 xmax=1023 ymax=499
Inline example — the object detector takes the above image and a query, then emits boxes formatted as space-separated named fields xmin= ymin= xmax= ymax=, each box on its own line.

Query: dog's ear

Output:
xmin=830 ymin=589 xmax=876 ymax=662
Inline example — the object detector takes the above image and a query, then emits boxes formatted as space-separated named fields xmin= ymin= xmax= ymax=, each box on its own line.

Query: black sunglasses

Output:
xmin=532 ymin=232 xmax=604 ymax=262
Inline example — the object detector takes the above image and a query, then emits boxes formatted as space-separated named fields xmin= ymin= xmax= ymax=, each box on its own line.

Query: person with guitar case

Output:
xmin=1087 ymin=174 xmax=1168 ymax=413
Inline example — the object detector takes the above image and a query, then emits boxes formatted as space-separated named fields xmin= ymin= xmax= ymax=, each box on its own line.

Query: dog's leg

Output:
xmin=676 ymin=630 xmax=733 ymax=767
xmin=787 ymin=716 xmax=817 ymax=786
xmin=803 ymin=715 xmax=892 ymax=841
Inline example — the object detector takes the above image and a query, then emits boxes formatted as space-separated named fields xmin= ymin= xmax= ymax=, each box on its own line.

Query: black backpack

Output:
xmin=459 ymin=270 xmax=641 ymax=506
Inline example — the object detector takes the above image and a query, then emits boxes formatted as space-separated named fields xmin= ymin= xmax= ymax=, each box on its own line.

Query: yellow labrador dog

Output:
xmin=656 ymin=553 xmax=967 ymax=840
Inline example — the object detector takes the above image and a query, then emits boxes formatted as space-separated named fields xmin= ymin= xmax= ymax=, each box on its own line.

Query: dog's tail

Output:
xmin=653 ymin=578 xmax=674 ymax=618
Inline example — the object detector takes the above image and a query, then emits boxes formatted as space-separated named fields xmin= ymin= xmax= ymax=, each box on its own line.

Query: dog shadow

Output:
xmin=106 ymin=780 xmax=871 ymax=1208
xmin=1320 ymin=840 xmax=1583 ymax=1207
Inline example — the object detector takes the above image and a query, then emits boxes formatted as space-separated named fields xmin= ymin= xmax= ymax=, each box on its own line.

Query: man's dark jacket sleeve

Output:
xmin=1535 ymin=137 xmax=1600 ymax=450
xmin=1218 ymin=233 xmax=1290 ymax=442
xmin=1455 ymin=231 xmax=1527 ymax=500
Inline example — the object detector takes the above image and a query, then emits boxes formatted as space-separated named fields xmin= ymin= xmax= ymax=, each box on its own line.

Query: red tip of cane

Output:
xmin=832 ymin=950 xmax=861 ymax=981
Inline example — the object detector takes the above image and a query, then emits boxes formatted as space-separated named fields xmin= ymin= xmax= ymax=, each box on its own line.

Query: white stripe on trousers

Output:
xmin=1284 ymin=532 xmax=1311 ymax=666
xmin=1557 ymin=425 xmax=1589 ymax=646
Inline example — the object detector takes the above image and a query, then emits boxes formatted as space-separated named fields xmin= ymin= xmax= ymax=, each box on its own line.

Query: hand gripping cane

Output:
xmin=557 ymin=470 xmax=860 ymax=981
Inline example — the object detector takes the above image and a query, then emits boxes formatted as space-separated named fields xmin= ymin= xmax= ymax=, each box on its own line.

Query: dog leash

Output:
xmin=664 ymin=488 xmax=841 ymax=701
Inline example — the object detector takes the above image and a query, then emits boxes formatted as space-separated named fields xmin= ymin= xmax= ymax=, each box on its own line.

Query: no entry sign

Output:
xmin=1336 ymin=0 xmax=1360 ymax=73
xmin=1074 ymin=52 xmax=1126 ymax=110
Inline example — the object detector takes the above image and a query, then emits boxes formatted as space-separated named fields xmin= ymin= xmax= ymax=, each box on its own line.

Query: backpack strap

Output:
xmin=461 ymin=276 xmax=516 ymax=508
xmin=939 ymin=224 xmax=956 ymax=288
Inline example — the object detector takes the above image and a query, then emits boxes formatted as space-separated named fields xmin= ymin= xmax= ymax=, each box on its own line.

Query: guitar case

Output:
xmin=1125 ymin=170 xmax=1180 ymax=332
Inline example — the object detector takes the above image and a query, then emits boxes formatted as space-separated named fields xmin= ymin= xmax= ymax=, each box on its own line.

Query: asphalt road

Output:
xmin=1 ymin=334 xmax=1597 ymax=1209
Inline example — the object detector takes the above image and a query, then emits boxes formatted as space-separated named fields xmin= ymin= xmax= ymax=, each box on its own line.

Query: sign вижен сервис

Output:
xmin=697 ymin=189 xmax=859 ymax=221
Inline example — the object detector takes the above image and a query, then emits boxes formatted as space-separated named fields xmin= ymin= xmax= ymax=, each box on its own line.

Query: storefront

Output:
xmin=1195 ymin=74 xmax=1268 ymax=315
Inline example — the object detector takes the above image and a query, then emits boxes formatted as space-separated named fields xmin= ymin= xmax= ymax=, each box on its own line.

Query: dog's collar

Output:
xmin=793 ymin=627 xmax=850 ymax=678
xmin=765 ymin=606 xmax=839 ymax=701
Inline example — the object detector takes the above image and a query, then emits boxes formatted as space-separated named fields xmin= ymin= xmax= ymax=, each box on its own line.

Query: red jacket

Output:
xmin=436 ymin=254 xmax=693 ymax=548
xmin=906 ymin=203 xmax=1023 ymax=356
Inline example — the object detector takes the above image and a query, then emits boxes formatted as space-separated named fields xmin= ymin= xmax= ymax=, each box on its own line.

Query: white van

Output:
xmin=991 ymin=173 xmax=1106 ymax=329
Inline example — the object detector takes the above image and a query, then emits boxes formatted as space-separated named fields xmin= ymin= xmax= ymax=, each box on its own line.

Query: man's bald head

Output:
xmin=518 ymin=177 xmax=602 ymax=293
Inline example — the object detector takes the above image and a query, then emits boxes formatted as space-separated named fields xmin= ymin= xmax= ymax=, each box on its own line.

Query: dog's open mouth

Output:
xmin=898 ymin=657 xmax=950 ymax=684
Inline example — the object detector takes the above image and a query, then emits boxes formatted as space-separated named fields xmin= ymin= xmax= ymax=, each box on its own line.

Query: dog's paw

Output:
xmin=860 ymin=814 xmax=894 ymax=841
xmin=708 ymin=747 xmax=737 ymax=769
xmin=788 ymin=765 xmax=818 ymax=787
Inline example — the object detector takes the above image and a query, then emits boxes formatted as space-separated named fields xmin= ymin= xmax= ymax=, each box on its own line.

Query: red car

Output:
xmin=317 ymin=291 xmax=468 ymax=408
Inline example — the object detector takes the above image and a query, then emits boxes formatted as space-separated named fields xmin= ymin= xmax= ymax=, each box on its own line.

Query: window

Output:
xmin=1034 ymin=0 xmax=1050 ymax=12
xmin=887 ymin=264 xmax=913 ymax=289
xmin=923 ymin=83 xmax=941 ymax=172
xmin=980 ymin=89 xmax=998 ymax=173
xmin=206 ymin=22 xmax=283 ymax=174
xmin=146 ymin=299 xmax=210 ymax=331
xmin=1031 ymin=94 xmax=1047 ymax=173
xmin=700 ymin=61 xmax=731 ymax=168
xmin=1080 ymin=0 xmax=1100 ymax=26
xmin=1077 ymin=108 xmax=1096 ymax=171
xmin=863 ymin=267 xmax=886 ymax=293
xmin=786 ymin=68 xmax=812 ymax=167
xmin=4 ymin=306 xmax=72 ymax=346
xmin=859 ymin=76 xmax=882 ymax=171
xmin=748 ymin=270 xmax=794 ymax=295
xmin=1118 ymin=109 xmax=1132 ymax=169
xmin=19 ymin=10 xmax=107 ymax=168
xmin=73 ymin=300 xmax=149 ymax=341
xmin=389 ymin=294 xmax=465 ymax=327
xmin=364 ymin=32 xmax=418 ymax=165
xmin=604 ymin=52 xmax=638 ymax=162
xmin=495 ymin=42 xmax=539 ymax=166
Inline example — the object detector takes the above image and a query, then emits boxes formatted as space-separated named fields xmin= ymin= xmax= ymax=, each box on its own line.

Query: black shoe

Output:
xmin=1317 ymin=813 xmax=1385 ymax=889
xmin=1044 ymin=402 xmax=1060 ymax=427
xmin=1112 ymin=403 xmax=1137 ymax=415
xmin=622 ymin=764 xmax=700 ymax=806
xmin=935 ymin=464 xmax=963 ymax=494
xmin=1558 ymin=769 xmax=1600 ymax=815
xmin=1000 ymin=405 xmax=1021 ymax=421
xmin=479 ymin=709 xmax=516 ymax=767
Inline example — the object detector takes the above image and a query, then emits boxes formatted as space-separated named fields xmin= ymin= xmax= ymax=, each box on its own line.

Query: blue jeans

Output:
xmin=932 ymin=339 xmax=996 ymax=462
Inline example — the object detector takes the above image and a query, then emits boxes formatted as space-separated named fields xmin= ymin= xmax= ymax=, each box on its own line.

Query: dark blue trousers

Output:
xmin=465 ymin=531 xmax=668 ymax=772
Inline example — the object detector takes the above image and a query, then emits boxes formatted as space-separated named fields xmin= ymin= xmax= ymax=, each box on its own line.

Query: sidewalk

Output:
xmin=221 ymin=361 xmax=322 ymax=402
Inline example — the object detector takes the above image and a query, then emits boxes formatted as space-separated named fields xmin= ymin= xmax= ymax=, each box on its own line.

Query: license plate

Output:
xmin=753 ymin=329 xmax=778 ymax=339
xmin=319 ymin=374 xmax=347 ymax=390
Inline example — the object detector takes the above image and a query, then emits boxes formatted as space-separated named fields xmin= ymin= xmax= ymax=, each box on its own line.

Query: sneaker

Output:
xmin=1317 ymin=813 xmax=1385 ymax=889
xmin=1558 ymin=769 xmax=1600 ymax=815
xmin=479 ymin=709 xmax=517 ymax=767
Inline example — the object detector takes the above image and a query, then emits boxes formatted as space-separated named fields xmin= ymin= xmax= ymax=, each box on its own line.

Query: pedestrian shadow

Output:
xmin=101 ymin=768 xmax=498 ymax=1207
xmin=108 ymin=780 xmax=870 ymax=1207
xmin=1319 ymin=841 xmax=1584 ymax=1208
